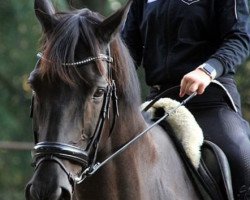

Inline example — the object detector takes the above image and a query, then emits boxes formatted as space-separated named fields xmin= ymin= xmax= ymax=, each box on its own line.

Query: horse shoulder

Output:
xmin=137 ymin=125 xmax=200 ymax=200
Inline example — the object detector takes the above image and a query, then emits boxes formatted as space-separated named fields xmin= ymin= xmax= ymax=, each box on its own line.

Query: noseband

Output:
xmin=31 ymin=50 xmax=119 ymax=185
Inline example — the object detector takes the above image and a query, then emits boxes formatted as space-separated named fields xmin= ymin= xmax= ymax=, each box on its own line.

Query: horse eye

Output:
xmin=93 ymin=88 xmax=105 ymax=98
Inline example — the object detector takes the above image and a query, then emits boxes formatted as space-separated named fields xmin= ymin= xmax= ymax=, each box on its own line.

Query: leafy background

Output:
xmin=0 ymin=0 xmax=249 ymax=199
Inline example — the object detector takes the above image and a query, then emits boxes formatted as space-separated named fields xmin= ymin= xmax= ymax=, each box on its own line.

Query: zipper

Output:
xmin=165 ymin=0 xmax=172 ymax=80
xmin=234 ymin=0 xmax=238 ymax=19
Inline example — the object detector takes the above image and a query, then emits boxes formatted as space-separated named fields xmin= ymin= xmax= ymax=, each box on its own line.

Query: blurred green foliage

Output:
xmin=0 ymin=1 xmax=39 ymax=199
xmin=236 ymin=57 xmax=250 ymax=119
xmin=0 ymin=0 xmax=249 ymax=199
xmin=0 ymin=0 xmax=124 ymax=199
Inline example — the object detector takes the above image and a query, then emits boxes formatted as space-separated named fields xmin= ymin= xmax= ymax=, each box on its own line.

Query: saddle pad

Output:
xmin=141 ymin=98 xmax=204 ymax=168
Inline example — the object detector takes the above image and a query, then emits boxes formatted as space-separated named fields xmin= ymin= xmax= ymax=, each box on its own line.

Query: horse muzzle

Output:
xmin=25 ymin=159 xmax=74 ymax=200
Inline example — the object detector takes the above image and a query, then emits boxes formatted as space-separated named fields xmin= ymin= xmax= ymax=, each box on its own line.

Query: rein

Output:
xmin=77 ymin=91 xmax=197 ymax=182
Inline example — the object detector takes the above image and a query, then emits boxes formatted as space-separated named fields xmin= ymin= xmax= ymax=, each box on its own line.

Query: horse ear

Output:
xmin=97 ymin=0 xmax=132 ymax=43
xmin=34 ymin=0 xmax=56 ymax=32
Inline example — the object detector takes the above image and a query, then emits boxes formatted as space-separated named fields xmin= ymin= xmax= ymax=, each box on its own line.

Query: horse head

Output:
xmin=25 ymin=1 xmax=136 ymax=199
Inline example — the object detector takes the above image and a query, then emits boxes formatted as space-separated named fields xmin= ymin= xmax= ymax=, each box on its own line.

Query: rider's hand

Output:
xmin=179 ymin=67 xmax=212 ymax=97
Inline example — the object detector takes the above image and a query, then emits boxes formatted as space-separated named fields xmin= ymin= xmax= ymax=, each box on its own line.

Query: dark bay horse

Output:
xmin=25 ymin=0 xmax=202 ymax=199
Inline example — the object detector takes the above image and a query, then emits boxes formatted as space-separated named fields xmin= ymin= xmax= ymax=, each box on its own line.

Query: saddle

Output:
xmin=142 ymin=98 xmax=234 ymax=200
xmin=159 ymin=117 xmax=234 ymax=200
xmin=199 ymin=140 xmax=234 ymax=200
xmin=157 ymin=117 xmax=234 ymax=200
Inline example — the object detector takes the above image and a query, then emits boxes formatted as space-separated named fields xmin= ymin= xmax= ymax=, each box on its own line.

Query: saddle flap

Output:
xmin=199 ymin=140 xmax=234 ymax=200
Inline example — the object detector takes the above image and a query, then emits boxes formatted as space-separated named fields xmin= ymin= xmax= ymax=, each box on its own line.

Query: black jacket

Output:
xmin=122 ymin=0 xmax=250 ymax=87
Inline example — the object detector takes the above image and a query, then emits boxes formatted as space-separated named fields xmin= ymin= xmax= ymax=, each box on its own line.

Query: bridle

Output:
xmin=36 ymin=52 xmax=113 ymax=66
xmin=30 ymin=48 xmax=197 ymax=188
xmin=31 ymin=48 xmax=119 ymax=185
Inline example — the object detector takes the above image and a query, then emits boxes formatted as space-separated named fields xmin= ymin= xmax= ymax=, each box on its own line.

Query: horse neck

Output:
xmin=113 ymin=104 xmax=146 ymax=144
xmin=76 ymin=107 xmax=152 ymax=199
xmin=99 ymin=107 xmax=153 ymax=199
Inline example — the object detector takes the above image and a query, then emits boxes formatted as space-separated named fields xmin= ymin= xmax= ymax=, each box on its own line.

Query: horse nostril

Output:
xmin=26 ymin=184 xmax=42 ymax=200
xmin=25 ymin=183 xmax=32 ymax=200
xmin=50 ymin=187 xmax=63 ymax=200
xmin=61 ymin=187 xmax=72 ymax=200
xmin=25 ymin=184 xmax=41 ymax=200
xmin=25 ymin=183 xmax=72 ymax=200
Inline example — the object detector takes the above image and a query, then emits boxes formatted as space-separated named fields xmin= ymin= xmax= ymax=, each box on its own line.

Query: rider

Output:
xmin=121 ymin=0 xmax=250 ymax=199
